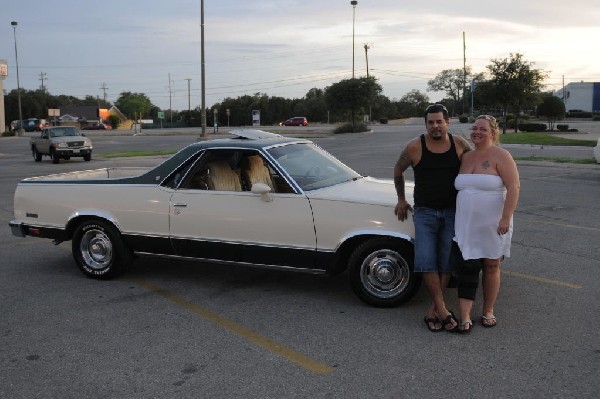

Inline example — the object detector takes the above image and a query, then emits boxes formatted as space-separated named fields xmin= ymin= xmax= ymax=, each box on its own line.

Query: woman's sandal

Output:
xmin=424 ymin=316 xmax=443 ymax=332
xmin=458 ymin=320 xmax=473 ymax=334
xmin=441 ymin=311 xmax=459 ymax=332
xmin=481 ymin=315 xmax=497 ymax=328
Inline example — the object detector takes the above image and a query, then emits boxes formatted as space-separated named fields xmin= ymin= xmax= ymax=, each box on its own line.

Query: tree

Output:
xmin=114 ymin=92 xmax=156 ymax=119
xmin=537 ymin=93 xmax=565 ymax=130
xmin=325 ymin=76 xmax=382 ymax=131
xmin=427 ymin=68 xmax=475 ymax=115
xmin=486 ymin=53 xmax=547 ymax=133
xmin=396 ymin=89 xmax=430 ymax=117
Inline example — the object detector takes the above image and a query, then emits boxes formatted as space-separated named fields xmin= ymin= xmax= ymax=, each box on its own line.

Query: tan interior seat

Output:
xmin=207 ymin=161 xmax=241 ymax=191
xmin=243 ymin=155 xmax=274 ymax=191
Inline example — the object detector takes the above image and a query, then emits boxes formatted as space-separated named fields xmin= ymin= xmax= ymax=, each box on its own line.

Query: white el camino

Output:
xmin=10 ymin=130 xmax=418 ymax=307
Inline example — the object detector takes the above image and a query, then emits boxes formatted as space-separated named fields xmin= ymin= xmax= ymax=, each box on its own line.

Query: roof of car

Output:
xmin=132 ymin=130 xmax=311 ymax=185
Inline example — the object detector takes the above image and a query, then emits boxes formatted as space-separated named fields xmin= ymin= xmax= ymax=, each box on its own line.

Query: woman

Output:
xmin=453 ymin=115 xmax=520 ymax=333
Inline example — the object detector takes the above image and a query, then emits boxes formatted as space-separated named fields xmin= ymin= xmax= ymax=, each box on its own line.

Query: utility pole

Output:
xmin=185 ymin=78 xmax=192 ymax=113
xmin=200 ymin=0 xmax=206 ymax=138
xmin=364 ymin=43 xmax=372 ymax=123
xmin=363 ymin=43 xmax=371 ymax=77
xmin=462 ymin=31 xmax=467 ymax=116
xmin=39 ymin=72 xmax=47 ymax=115
xmin=168 ymin=73 xmax=173 ymax=122
xmin=39 ymin=72 xmax=47 ymax=92
xmin=100 ymin=82 xmax=109 ymax=106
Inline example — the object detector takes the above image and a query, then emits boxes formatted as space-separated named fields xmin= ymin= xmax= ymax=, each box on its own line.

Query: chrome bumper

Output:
xmin=9 ymin=220 xmax=26 ymax=237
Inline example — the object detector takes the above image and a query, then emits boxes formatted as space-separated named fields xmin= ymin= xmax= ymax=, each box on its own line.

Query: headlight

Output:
xmin=85 ymin=140 xmax=93 ymax=147
xmin=56 ymin=142 xmax=67 ymax=148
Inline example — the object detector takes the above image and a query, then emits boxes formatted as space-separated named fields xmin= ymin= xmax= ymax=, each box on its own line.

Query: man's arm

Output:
xmin=455 ymin=135 xmax=473 ymax=157
xmin=394 ymin=146 xmax=414 ymax=221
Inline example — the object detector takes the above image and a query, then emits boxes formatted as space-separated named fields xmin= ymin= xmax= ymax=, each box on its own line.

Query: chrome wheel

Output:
xmin=359 ymin=249 xmax=410 ymax=299
xmin=79 ymin=228 xmax=113 ymax=270
xmin=349 ymin=238 xmax=418 ymax=307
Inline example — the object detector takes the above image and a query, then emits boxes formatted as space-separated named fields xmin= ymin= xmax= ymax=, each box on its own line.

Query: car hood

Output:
xmin=305 ymin=176 xmax=414 ymax=206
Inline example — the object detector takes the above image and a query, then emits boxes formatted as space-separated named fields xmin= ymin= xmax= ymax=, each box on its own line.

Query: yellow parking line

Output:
xmin=503 ymin=270 xmax=583 ymax=289
xmin=134 ymin=280 xmax=334 ymax=375
xmin=526 ymin=219 xmax=600 ymax=232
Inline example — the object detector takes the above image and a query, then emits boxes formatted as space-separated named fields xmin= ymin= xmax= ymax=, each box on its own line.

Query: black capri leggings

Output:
xmin=453 ymin=242 xmax=483 ymax=300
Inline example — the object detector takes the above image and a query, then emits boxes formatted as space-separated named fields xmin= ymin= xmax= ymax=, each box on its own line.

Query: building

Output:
xmin=554 ymin=82 xmax=600 ymax=113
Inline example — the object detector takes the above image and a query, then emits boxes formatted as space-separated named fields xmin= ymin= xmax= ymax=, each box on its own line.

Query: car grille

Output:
xmin=68 ymin=141 xmax=85 ymax=147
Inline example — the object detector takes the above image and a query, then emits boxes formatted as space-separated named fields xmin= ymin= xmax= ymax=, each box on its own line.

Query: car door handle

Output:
xmin=173 ymin=202 xmax=187 ymax=207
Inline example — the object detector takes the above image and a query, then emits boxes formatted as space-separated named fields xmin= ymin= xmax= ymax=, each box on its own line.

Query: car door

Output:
xmin=168 ymin=149 xmax=317 ymax=269
xmin=37 ymin=129 xmax=51 ymax=153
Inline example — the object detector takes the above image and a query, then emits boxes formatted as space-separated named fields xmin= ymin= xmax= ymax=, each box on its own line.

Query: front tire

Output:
xmin=72 ymin=219 xmax=133 ymax=279
xmin=349 ymin=238 xmax=420 ymax=307
xmin=51 ymin=148 xmax=60 ymax=164
xmin=83 ymin=152 xmax=92 ymax=162
xmin=32 ymin=147 xmax=42 ymax=162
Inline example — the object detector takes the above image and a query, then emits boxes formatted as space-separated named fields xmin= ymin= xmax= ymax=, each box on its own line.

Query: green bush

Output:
xmin=567 ymin=111 xmax=592 ymax=118
xmin=458 ymin=115 xmax=468 ymax=123
xmin=518 ymin=123 xmax=547 ymax=132
xmin=333 ymin=122 xmax=369 ymax=134
xmin=556 ymin=124 xmax=569 ymax=131
xmin=379 ymin=118 xmax=388 ymax=124
xmin=568 ymin=128 xmax=579 ymax=132
xmin=592 ymin=115 xmax=600 ymax=121
xmin=2 ymin=130 xmax=15 ymax=137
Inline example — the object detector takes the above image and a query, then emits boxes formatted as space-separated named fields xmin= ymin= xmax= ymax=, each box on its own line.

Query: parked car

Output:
xmin=23 ymin=118 xmax=46 ymax=132
xmin=10 ymin=129 xmax=418 ymax=307
xmin=83 ymin=123 xmax=112 ymax=130
xmin=280 ymin=117 xmax=308 ymax=126
xmin=30 ymin=126 xmax=93 ymax=164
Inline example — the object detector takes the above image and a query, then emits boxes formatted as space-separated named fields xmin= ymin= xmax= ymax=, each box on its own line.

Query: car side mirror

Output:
xmin=251 ymin=183 xmax=273 ymax=202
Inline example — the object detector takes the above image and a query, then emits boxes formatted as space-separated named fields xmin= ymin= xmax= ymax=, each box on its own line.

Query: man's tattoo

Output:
xmin=482 ymin=160 xmax=490 ymax=169
xmin=395 ymin=148 xmax=412 ymax=170
xmin=460 ymin=138 xmax=472 ymax=153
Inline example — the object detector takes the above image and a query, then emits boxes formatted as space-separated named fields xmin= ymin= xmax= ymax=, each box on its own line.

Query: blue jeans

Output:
xmin=413 ymin=207 xmax=457 ymax=273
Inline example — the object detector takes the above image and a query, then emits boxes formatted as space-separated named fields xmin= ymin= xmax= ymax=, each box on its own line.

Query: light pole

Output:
xmin=11 ymin=21 xmax=24 ymax=137
xmin=350 ymin=1 xmax=357 ymax=78
xmin=200 ymin=0 xmax=206 ymax=138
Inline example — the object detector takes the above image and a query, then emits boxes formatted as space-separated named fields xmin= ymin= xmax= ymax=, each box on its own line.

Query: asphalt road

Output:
xmin=1 ymin=128 xmax=599 ymax=398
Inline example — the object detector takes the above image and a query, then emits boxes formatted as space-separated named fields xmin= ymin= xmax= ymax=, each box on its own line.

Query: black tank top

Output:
xmin=413 ymin=134 xmax=461 ymax=209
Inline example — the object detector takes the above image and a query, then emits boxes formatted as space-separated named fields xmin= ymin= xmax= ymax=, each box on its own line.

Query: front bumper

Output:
xmin=56 ymin=147 xmax=92 ymax=157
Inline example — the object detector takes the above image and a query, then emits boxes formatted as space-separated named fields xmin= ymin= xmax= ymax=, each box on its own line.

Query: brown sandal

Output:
xmin=481 ymin=315 xmax=497 ymax=328
xmin=441 ymin=311 xmax=459 ymax=332
xmin=459 ymin=320 xmax=473 ymax=334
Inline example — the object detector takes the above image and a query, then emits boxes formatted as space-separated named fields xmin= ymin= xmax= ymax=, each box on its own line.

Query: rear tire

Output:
xmin=348 ymin=238 xmax=420 ymax=307
xmin=72 ymin=219 xmax=133 ymax=279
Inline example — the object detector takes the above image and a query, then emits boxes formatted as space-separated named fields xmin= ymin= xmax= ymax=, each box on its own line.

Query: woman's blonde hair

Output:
xmin=476 ymin=115 xmax=500 ymax=144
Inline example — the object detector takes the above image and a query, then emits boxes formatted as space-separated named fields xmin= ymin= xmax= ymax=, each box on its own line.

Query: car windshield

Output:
xmin=50 ymin=128 xmax=79 ymax=137
xmin=267 ymin=142 xmax=361 ymax=191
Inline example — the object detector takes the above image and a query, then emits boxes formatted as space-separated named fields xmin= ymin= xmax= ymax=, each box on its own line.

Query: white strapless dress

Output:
xmin=454 ymin=174 xmax=512 ymax=260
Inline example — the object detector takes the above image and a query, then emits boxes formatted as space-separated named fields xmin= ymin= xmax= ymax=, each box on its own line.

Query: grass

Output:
xmin=513 ymin=156 xmax=597 ymax=164
xmin=499 ymin=132 xmax=596 ymax=146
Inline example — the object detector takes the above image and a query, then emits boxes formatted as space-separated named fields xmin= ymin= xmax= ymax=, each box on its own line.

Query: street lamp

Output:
xmin=350 ymin=1 xmax=357 ymax=78
xmin=11 ymin=21 xmax=24 ymax=137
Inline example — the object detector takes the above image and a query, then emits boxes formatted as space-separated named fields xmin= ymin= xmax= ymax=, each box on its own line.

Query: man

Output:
xmin=394 ymin=104 xmax=471 ymax=332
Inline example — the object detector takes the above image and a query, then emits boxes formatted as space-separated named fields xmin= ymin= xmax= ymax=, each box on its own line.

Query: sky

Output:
xmin=2 ymin=0 xmax=599 ymax=113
